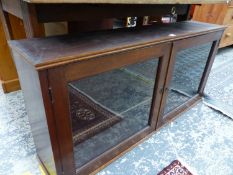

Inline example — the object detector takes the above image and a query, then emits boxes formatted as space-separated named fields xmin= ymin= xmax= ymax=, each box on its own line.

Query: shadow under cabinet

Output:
xmin=9 ymin=21 xmax=224 ymax=175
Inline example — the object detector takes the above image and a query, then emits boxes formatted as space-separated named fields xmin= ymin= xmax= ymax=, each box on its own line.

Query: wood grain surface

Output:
xmin=23 ymin=0 xmax=229 ymax=4
xmin=9 ymin=21 xmax=225 ymax=70
xmin=0 ymin=6 xmax=25 ymax=93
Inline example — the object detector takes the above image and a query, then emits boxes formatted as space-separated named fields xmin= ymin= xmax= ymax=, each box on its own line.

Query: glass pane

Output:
xmin=163 ymin=42 xmax=212 ymax=115
xmin=68 ymin=58 xmax=159 ymax=169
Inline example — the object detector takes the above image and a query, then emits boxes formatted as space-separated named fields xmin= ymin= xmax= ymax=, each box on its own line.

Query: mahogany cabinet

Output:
xmin=9 ymin=21 xmax=224 ymax=175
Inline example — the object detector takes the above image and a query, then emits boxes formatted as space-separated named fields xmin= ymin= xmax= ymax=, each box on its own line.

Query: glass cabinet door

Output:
xmin=162 ymin=42 xmax=213 ymax=116
xmin=67 ymin=58 xmax=159 ymax=169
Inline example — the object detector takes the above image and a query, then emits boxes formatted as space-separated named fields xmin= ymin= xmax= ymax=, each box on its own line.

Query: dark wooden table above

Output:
xmin=0 ymin=0 xmax=229 ymax=38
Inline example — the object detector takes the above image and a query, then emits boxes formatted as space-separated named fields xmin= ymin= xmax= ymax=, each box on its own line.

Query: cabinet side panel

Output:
xmin=11 ymin=51 xmax=56 ymax=175
xmin=192 ymin=4 xmax=228 ymax=25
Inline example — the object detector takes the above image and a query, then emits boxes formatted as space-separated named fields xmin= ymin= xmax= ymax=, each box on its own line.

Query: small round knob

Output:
xmin=226 ymin=33 xmax=231 ymax=37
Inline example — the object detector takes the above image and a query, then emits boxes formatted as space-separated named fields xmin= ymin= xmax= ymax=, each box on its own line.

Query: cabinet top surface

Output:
xmin=9 ymin=21 xmax=224 ymax=70
xmin=23 ymin=0 xmax=229 ymax=4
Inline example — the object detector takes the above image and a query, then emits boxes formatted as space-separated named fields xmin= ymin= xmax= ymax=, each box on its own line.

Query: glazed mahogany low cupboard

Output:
xmin=9 ymin=21 xmax=224 ymax=175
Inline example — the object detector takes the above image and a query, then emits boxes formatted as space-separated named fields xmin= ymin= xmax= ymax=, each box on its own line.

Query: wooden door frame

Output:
xmin=156 ymin=31 xmax=223 ymax=128
xmin=47 ymin=42 xmax=171 ymax=175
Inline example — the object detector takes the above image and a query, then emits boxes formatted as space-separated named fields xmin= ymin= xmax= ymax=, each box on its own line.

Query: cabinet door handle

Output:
xmin=159 ymin=88 xmax=164 ymax=94
xmin=159 ymin=87 xmax=169 ymax=94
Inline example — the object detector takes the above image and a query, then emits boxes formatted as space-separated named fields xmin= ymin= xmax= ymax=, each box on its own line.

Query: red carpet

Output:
xmin=158 ymin=160 xmax=193 ymax=175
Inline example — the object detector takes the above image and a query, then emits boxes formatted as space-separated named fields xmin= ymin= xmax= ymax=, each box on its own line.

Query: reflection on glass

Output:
xmin=164 ymin=43 xmax=212 ymax=114
xmin=68 ymin=58 xmax=159 ymax=169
